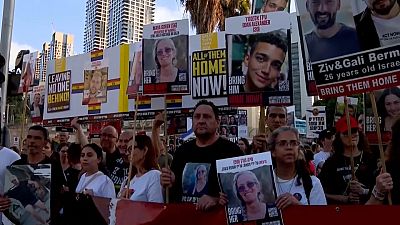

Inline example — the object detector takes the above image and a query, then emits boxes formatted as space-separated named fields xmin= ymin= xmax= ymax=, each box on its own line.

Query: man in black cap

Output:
xmin=313 ymin=129 xmax=334 ymax=175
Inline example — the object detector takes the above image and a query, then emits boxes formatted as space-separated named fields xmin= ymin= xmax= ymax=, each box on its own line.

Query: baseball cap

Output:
xmin=335 ymin=116 xmax=358 ymax=133
xmin=318 ymin=129 xmax=333 ymax=140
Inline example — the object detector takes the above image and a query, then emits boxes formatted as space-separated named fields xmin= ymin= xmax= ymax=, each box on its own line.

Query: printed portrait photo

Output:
xmin=82 ymin=67 xmax=108 ymax=105
xmin=182 ymin=163 xmax=211 ymax=199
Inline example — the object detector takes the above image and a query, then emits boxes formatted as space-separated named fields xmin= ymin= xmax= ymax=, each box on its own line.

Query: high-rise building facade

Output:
xmin=107 ymin=0 xmax=155 ymax=48
xmin=39 ymin=32 xmax=74 ymax=83
xmin=84 ymin=0 xmax=110 ymax=53
xmin=50 ymin=32 xmax=74 ymax=60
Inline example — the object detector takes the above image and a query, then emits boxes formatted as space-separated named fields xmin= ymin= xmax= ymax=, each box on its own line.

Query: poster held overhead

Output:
xmin=142 ymin=19 xmax=190 ymax=95
xmin=225 ymin=12 xmax=293 ymax=107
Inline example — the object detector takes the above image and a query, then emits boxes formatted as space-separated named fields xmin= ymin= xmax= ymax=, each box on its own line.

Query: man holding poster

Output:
xmin=160 ymin=100 xmax=243 ymax=210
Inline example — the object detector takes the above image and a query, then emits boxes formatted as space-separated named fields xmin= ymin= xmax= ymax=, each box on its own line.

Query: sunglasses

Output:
xmin=238 ymin=181 xmax=257 ymax=193
xmin=276 ymin=140 xmax=300 ymax=148
xmin=341 ymin=128 xmax=359 ymax=136
xmin=268 ymin=113 xmax=286 ymax=119
xmin=157 ymin=47 xmax=173 ymax=56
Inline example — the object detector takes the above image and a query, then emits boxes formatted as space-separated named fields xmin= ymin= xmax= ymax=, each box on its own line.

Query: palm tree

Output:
xmin=179 ymin=0 xmax=250 ymax=34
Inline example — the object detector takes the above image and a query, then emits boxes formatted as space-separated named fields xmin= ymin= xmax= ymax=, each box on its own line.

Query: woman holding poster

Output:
xmin=153 ymin=38 xmax=187 ymax=83
xmin=268 ymin=126 xmax=326 ymax=207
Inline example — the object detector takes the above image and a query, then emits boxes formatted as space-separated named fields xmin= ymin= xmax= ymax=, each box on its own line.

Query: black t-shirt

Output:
xmin=106 ymin=149 xmax=129 ymax=191
xmin=318 ymin=151 xmax=377 ymax=204
xmin=12 ymin=156 xmax=65 ymax=224
xmin=170 ymin=137 xmax=243 ymax=203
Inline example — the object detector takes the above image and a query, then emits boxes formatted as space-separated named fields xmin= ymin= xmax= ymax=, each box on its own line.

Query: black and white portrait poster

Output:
xmin=216 ymin=152 xmax=282 ymax=225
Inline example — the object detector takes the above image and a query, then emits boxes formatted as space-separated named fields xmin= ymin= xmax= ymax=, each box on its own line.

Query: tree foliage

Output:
xmin=179 ymin=0 xmax=250 ymax=34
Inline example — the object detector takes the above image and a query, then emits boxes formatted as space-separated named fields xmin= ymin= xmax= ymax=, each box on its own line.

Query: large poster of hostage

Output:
xmin=142 ymin=19 xmax=190 ymax=95
xmin=365 ymin=87 xmax=400 ymax=144
xmin=82 ymin=60 xmax=109 ymax=105
xmin=3 ymin=165 xmax=51 ymax=225
xmin=216 ymin=152 xmax=282 ymax=225
xmin=226 ymin=12 xmax=292 ymax=107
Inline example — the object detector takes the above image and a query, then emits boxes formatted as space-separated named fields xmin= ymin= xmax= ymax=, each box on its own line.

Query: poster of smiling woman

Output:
xmin=142 ymin=19 xmax=190 ymax=95
xmin=216 ymin=152 xmax=282 ymax=225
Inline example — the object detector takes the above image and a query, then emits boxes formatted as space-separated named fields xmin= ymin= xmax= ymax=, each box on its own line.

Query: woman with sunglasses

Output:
xmin=232 ymin=170 xmax=270 ymax=222
xmin=118 ymin=135 xmax=163 ymax=203
xmin=269 ymin=126 xmax=326 ymax=209
xmin=319 ymin=116 xmax=377 ymax=205
xmin=153 ymin=38 xmax=187 ymax=83
xmin=76 ymin=143 xmax=115 ymax=198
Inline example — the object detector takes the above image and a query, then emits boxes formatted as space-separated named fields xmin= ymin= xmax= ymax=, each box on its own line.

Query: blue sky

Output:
xmin=0 ymin=0 xmax=188 ymax=68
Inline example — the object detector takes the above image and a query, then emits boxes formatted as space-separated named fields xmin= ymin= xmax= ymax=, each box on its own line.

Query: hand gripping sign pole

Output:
xmin=126 ymin=94 xmax=140 ymax=198
xmin=369 ymin=92 xmax=392 ymax=205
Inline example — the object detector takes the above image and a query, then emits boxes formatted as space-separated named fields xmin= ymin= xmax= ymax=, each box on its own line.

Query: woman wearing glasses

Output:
xmin=319 ymin=116 xmax=377 ymax=205
xmin=191 ymin=164 xmax=209 ymax=197
xmin=118 ymin=135 xmax=163 ymax=203
xmin=153 ymin=38 xmax=187 ymax=83
xmin=268 ymin=126 xmax=326 ymax=208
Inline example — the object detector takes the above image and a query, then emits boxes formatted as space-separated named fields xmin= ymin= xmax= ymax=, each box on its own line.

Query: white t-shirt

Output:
xmin=125 ymin=170 xmax=163 ymax=203
xmin=76 ymin=171 xmax=116 ymax=199
xmin=0 ymin=147 xmax=21 ymax=222
xmin=275 ymin=175 xmax=327 ymax=205
xmin=313 ymin=151 xmax=331 ymax=169
xmin=372 ymin=13 xmax=400 ymax=47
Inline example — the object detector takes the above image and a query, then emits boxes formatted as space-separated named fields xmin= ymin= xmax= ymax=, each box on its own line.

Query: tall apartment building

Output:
xmin=84 ymin=0 xmax=155 ymax=52
xmin=84 ymin=0 xmax=110 ymax=52
xmin=50 ymin=32 xmax=74 ymax=60
xmin=107 ymin=0 xmax=155 ymax=47
xmin=39 ymin=32 xmax=74 ymax=83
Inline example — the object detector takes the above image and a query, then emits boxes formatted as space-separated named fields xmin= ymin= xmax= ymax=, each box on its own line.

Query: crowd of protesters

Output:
xmin=0 ymin=100 xmax=398 ymax=225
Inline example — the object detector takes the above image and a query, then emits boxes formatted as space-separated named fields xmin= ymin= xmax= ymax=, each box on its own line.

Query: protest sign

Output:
xmin=296 ymin=0 xmax=400 ymax=99
xmin=47 ymin=71 xmax=71 ymax=112
xmin=44 ymin=44 xmax=130 ymax=124
xmin=238 ymin=110 xmax=248 ymax=138
xmin=216 ymin=152 xmax=282 ymax=225
xmin=287 ymin=105 xmax=295 ymax=127
xmin=18 ymin=51 xmax=40 ymax=93
xmin=30 ymin=84 xmax=46 ymax=122
xmin=251 ymin=0 xmax=290 ymax=14
xmin=364 ymin=88 xmax=400 ymax=144
xmin=127 ymin=42 xmax=143 ymax=98
xmin=3 ymin=164 xmax=51 ymax=225
xmin=191 ymin=32 xmax=227 ymax=99
xmin=167 ymin=115 xmax=187 ymax=135
xmin=181 ymin=163 xmax=211 ymax=203
xmin=306 ymin=106 xmax=326 ymax=139
xmin=225 ymin=11 xmax=293 ymax=107
xmin=142 ymin=19 xmax=190 ymax=95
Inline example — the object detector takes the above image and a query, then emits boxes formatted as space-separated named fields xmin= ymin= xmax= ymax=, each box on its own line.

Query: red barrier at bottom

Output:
xmin=92 ymin=197 xmax=399 ymax=225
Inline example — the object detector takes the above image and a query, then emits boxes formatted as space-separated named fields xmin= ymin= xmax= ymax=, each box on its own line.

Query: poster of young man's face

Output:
xmin=227 ymin=31 xmax=292 ymax=106
xmin=252 ymin=0 xmax=290 ymax=14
